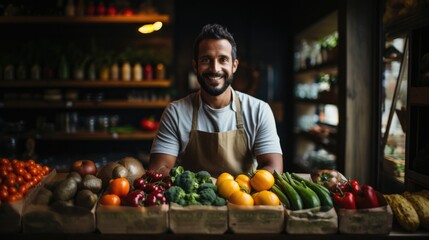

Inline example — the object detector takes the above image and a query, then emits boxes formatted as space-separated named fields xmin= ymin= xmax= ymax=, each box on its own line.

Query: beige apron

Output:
xmin=180 ymin=91 xmax=254 ymax=178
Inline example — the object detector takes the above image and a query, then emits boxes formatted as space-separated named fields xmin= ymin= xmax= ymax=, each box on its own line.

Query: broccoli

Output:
xmin=175 ymin=170 xmax=199 ymax=193
xmin=184 ymin=192 xmax=201 ymax=206
xmin=199 ymin=182 xmax=217 ymax=192
xmin=212 ymin=196 xmax=227 ymax=206
xmin=164 ymin=186 xmax=186 ymax=204
xmin=195 ymin=170 xmax=212 ymax=184
xmin=169 ymin=166 xmax=184 ymax=182
xmin=198 ymin=188 xmax=217 ymax=205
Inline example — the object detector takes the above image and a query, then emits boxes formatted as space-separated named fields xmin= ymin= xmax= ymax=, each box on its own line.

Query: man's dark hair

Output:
xmin=193 ymin=24 xmax=237 ymax=62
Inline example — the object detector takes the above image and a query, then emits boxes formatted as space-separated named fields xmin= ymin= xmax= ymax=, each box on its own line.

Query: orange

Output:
xmin=228 ymin=191 xmax=254 ymax=206
xmin=217 ymin=179 xmax=240 ymax=199
xmin=235 ymin=174 xmax=252 ymax=193
xmin=252 ymin=190 xmax=280 ymax=206
xmin=216 ymin=172 xmax=234 ymax=187
xmin=249 ymin=169 xmax=275 ymax=191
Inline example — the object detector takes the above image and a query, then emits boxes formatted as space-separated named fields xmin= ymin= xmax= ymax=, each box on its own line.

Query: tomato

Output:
xmin=235 ymin=174 xmax=252 ymax=193
xmin=140 ymin=117 xmax=159 ymax=131
xmin=100 ymin=194 xmax=121 ymax=206
xmin=0 ymin=189 xmax=8 ymax=201
xmin=218 ymin=179 xmax=240 ymax=199
xmin=249 ymin=169 xmax=275 ymax=192
xmin=7 ymin=193 xmax=23 ymax=202
xmin=252 ymin=190 xmax=280 ymax=206
xmin=109 ymin=177 xmax=130 ymax=197
xmin=216 ymin=172 xmax=234 ymax=187
xmin=228 ymin=190 xmax=254 ymax=206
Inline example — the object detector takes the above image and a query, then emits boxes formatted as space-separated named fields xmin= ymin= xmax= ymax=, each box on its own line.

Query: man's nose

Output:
xmin=209 ymin=60 xmax=221 ymax=72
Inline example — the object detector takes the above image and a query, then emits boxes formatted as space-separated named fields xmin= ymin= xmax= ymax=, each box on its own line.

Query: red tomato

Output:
xmin=109 ymin=177 xmax=130 ymax=197
xmin=100 ymin=194 xmax=121 ymax=206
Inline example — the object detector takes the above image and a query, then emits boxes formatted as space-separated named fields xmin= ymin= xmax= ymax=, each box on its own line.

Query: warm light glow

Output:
xmin=153 ymin=21 xmax=163 ymax=31
xmin=138 ymin=21 xmax=163 ymax=34
xmin=138 ymin=24 xmax=154 ymax=34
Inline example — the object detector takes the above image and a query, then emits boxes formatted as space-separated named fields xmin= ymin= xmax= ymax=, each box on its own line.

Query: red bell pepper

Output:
xmin=332 ymin=187 xmax=356 ymax=209
xmin=354 ymin=184 xmax=379 ymax=209
xmin=338 ymin=179 xmax=361 ymax=194
xmin=348 ymin=179 xmax=361 ymax=195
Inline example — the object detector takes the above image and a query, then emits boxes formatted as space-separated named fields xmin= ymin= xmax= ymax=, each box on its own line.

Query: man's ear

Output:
xmin=233 ymin=59 xmax=239 ymax=73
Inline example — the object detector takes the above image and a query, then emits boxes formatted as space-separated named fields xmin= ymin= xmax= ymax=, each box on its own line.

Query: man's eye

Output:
xmin=200 ymin=58 xmax=209 ymax=64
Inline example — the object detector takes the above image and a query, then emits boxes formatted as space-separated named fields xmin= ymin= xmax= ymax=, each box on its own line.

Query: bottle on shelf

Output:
xmin=144 ymin=64 xmax=153 ymax=80
xmin=65 ymin=0 xmax=75 ymax=16
xmin=156 ymin=63 xmax=165 ymax=79
xmin=110 ymin=62 xmax=119 ymax=81
xmin=4 ymin=64 xmax=14 ymax=81
xmin=30 ymin=63 xmax=41 ymax=81
xmin=133 ymin=62 xmax=143 ymax=81
xmin=58 ymin=55 xmax=70 ymax=80
xmin=122 ymin=61 xmax=131 ymax=81
xmin=99 ymin=64 xmax=110 ymax=81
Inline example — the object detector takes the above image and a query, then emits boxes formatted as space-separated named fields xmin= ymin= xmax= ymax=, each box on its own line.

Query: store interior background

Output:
xmin=0 ymin=0 xmax=388 ymax=190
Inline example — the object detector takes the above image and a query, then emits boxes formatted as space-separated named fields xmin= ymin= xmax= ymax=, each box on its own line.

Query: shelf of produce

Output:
xmin=34 ymin=131 xmax=157 ymax=141
xmin=0 ymin=15 xmax=170 ymax=24
xmin=0 ymin=80 xmax=172 ymax=88
xmin=0 ymin=100 xmax=170 ymax=109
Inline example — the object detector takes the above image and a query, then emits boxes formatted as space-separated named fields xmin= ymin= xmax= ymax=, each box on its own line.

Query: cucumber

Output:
xmin=291 ymin=173 xmax=333 ymax=209
xmin=285 ymin=172 xmax=320 ymax=209
xmin=273 ymin=171 xmax=303 ymax=210
xmin=271 ymin=184 xmax=290 ymax=209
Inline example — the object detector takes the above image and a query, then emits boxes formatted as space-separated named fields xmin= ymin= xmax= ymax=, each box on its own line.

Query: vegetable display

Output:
xmin=273 ymin=171 xmax=332 ymax=210
xmin=0 ymin=158 xmax=51 ymax=202
xmin=100 ymin=168 xmax=171 ymax=207
xmin=164 ymin=166 xmax=226 ymax=206
xmin=331 ymin=179 xmax=379 ymax=210
xmin=215 ymin=170 xmax=280 ymax=206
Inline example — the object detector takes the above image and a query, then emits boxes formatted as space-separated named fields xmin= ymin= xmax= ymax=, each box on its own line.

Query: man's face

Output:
xmin=193 ymin=39 xmax=238 ymax=96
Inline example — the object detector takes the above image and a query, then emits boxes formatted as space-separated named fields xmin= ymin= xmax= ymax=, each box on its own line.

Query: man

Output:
xmin=149 ymin=24 xmax=283 ymax=177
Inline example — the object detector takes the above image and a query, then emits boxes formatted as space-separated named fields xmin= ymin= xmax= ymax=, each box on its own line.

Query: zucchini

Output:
xmin=291 ymin=173 xmax=333 ymax=209
xmin=271 ymin=184 xmax=290 ymax=209
xmin=273 ymin=171 xmax=303 ymax=210
xmin=285 ymin=172 xmax=320 ymax=209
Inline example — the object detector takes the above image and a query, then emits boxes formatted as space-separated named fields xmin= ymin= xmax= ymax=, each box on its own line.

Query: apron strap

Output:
xmin=233 ymin=91 xmax=244 ymax=130
xmin=191 ymin=90 xmax=244 ymax=130
xmin=191 ymin=92 xmax=200 ymax=130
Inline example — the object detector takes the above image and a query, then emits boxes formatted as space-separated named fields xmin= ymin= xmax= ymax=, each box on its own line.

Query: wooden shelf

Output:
xmin=0 ymin=80 xmax=172 ymax=88
xmin=34 ymin=131 xmax=156 ymax=141
xmin=0 ymin=15 xmax=170 ymax=24
xmin=0 ymin=100 xmax=170 ymax=109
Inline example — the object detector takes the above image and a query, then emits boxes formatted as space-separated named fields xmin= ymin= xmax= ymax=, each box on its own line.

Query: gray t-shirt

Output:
xmin=150 ymin=89 xmax=283 ymax=160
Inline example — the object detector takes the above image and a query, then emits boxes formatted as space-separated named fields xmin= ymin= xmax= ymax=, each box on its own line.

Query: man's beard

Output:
xmin=197 ymin=71 xmax=233 ymax=96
